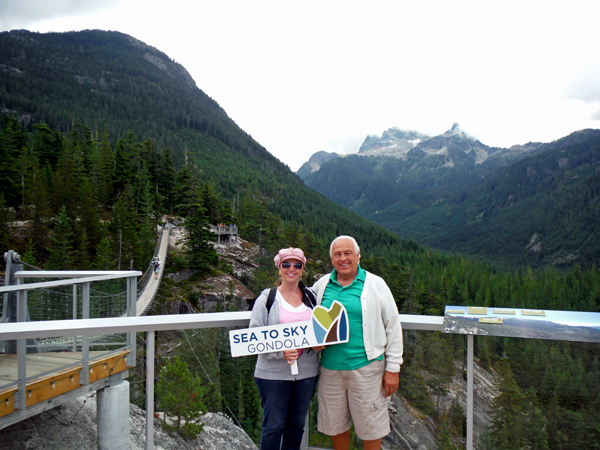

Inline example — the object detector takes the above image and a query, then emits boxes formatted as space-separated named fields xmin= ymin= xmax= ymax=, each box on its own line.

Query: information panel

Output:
xmin=442 ymin=306 xmax=600 ymax=343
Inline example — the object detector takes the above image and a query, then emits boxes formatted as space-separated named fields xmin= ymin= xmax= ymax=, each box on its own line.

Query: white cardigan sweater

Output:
xmin=312 ymin=271 xmax=404 ymax=373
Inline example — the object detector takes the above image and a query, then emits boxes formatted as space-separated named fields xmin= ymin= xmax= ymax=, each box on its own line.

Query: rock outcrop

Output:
xmin=383 ymin=359 xmax=498 ymax=449
xmin=0 ymin=394 xmax=258 ymax=450
xmin=165 ymin=222 xmax=259 ymax=311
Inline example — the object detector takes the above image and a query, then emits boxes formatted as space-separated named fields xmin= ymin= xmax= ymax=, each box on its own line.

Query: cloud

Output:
xmin=568 ymin=63 xmax=600 ymax=104
xmin=0 ymin=0 xmax=121 ymax=31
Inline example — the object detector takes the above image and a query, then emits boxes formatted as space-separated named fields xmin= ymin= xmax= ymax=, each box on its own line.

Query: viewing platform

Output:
xmin=0 ymin=225 xmax=170 ymax=435
xmin=0 ymin=349 xmax=129 ymax=421
xmin=214 ymin=224 xmax=238 ymax=245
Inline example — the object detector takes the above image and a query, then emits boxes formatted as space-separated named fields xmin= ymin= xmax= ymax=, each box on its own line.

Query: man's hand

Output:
xmin=382 ymin=370 xmax=399 ymax=398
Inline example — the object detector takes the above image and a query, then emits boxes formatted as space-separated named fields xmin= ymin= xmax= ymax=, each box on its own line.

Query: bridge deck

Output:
xmin=0 ymin=227 xmax=167 ymax=426
xmin=137 ymin=227 xmax=170 ymax=316
xmin=0 ymin=349 xmax=130 ymax=419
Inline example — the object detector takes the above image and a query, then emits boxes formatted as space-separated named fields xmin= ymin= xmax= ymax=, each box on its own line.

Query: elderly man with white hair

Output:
xmin=312 ymin=236 xmax=403 ymax=450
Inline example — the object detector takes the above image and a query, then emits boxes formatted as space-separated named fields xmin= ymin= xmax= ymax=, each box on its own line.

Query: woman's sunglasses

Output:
xmin=281 ymin=262 xmax=303 ymax=269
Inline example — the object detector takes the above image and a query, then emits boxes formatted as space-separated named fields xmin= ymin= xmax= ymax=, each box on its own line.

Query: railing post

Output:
xmin=146 ymin=330 xmax=155 ymax=450
xmin=2 ymin=250 xmax=22 ymax=354
xmin=72 ymin=284 xmax=78 ymax=352
xmin=467 ymin=334 xmax=474 ymax=450
xmin=127 ymin=275 xmax=137 ymax=366
xmin=301 ymin=414 xmax=309 ymax=450
xmin=17 ymin=289 xmax=27 ymax=411
xmin=81 ymin=282 xmax=90 ymax=385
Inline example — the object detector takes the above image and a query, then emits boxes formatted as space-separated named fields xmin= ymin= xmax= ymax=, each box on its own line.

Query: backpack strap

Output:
xmin=299 ymin=281 xmax=317 ymax=309
xmin=265 ymin=287 xmax=278 ymax=314
xmin=265 ymin=283 xmax=315 ymax=315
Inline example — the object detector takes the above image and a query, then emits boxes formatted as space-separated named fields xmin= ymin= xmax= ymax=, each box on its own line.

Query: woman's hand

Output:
xmin=283 ymin=349 xmax=299 ymax=365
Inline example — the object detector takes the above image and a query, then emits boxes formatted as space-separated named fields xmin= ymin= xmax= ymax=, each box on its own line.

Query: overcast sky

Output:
xmin=1 ymin=0 xmax=600 ymax=171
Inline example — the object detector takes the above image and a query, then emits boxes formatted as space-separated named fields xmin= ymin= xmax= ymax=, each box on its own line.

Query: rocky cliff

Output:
xmin=0 ymin=394 xmax=257 ymax=450
xmin=384 ymin=359 xmax=498 ymax=450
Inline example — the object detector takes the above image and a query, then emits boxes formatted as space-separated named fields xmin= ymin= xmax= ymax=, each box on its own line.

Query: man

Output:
xmin=312 ymin=236 xmax=403 ymax=450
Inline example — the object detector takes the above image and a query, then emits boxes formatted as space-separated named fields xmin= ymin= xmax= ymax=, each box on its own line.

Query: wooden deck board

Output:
xmin=0 ymin=351 xmax=113 ymax=385
xmin=0 ymin=349 xmax=130 ymax=418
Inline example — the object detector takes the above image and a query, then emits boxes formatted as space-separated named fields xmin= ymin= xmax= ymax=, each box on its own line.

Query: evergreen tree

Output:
xmin=94 ymin=236 xmax=116 ymax=270
xmin=173 ymin=162 xmax=194 ymax=216
xmin=174 ymin=328 xmax=222 ymax=412
xmin=240 ymin=356 xmax=261 ymax=443
xmin=137 ymin=162 xmax=155 ymax=262
xmin=113 ymin=138 xmax=133 ymax=199
xmin=76 ymin=176 xmax=101 ymax=256
xmin=184 ymin=204 xmax=218 ymax=273
xmin=158 ymin=146 xmax=176 ymax=213
xmin=46 ymin=204 xmax=76 ymax=270
xmin=0 ymin=193 xmax=12 ymax=252
xmin=32 ymin=122 xmax=62 ymax=170
xmin=95 ymin=127 xmax=114 ymax=207
xmin=434 ymin=422 xmax=458 ymax=450
xmin=24 ymin=154 xmax=51 ymax=259
xmin=0 ymin=116 xmax=26 ymax=209
xmin=489 ymin=363 xmax=549 ymax=450
xmin=155 ymin=356 xmax=206 ymax=439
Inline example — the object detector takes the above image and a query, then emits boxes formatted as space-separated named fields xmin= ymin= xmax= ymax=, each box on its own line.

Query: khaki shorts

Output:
xmin=317 ymin=359 xmax=390 ymax=441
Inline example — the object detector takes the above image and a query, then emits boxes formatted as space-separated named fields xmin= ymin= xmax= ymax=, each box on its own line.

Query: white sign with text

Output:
xmin=229 ymin=300 xmax=349 ymax=357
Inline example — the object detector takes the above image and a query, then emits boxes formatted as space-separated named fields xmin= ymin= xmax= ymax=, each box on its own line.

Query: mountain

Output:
xmin=299 ymin=124 xmax=600 ymax=269
xmin=0 ymin=29 xmax=416 ymax=257
xmin=296 ymin=150 xmax=341 ymax=180
xmin=299 ymin=123 xmax=542 ymax=177
xmin=3 ymin=29 xmax=600 ymax=449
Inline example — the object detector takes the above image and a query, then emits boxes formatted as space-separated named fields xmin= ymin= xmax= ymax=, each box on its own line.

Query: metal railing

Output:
xmin=0 ymin=270 xmax=141 ymax=414
xmin=0 ymin=293 xmax=449 ymax=450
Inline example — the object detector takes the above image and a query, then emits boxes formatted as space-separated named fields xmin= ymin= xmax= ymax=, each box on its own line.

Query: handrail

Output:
xmin=2 ymin=272 xmax=142 ymax=292
xmin=0 ymin=311 xmax=441 ymax=339
xmin=0 ymin=312 xmax=445 ymax=450
xmin=0 ymin=311 xmax=253 ymax=340
xmin=0 ymin=270 xmax=141 ymax=418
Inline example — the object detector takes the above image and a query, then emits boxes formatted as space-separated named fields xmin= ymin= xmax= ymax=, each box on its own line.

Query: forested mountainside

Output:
xmin=299 ymin=126 xmax=600 ymax=270
xmin=1 ymin=29 xmax=600 ymax=449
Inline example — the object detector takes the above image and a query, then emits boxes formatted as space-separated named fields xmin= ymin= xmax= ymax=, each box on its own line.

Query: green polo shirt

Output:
xmin=320 ymin=265 xmax=382 ymax=370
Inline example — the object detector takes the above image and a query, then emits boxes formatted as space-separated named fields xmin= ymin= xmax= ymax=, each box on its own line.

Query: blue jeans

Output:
xmin=255 ymin=376 xmax=318 ymax=450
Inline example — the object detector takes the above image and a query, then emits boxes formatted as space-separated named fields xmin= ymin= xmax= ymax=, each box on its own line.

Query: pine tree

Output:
xmin=240 ymin=356 xmax=261 ymax=443
xmin=489 ymin=362 xmax=549 ymax=450
xmin=158 ymin=146 xmax=176 ymax=213
xmin=184 ymin=204 xmax=218 ymax=273
xmin=0 ymin=116 xmax=26 ymax=209
xmin=156 ymin=356 xmax=206 ymax=439
xmin=489 ymin=363 xmax=527 ymax=449
xmin=137 ymin=163 xmax=155 ymax=263
xmin=94 ymin=236 xmax=116 ymax=270
xmin=95 ymin=127 xmax=114 ymax=207
xmin=46 ymin=205 xmax=76 ymax=270
xmin=174 ymin=328 xmax=222 ymax=412
xmin=112 ymin=139 xmax=133 ymax=199
xmin=434 ymin=422 xmax=458 ymax=450
xmin=0 ymin=193 xmax=11 ymax=252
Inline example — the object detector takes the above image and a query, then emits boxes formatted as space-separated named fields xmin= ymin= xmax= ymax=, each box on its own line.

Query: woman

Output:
xmin=250 ymin=247 xmax=319 ymax=450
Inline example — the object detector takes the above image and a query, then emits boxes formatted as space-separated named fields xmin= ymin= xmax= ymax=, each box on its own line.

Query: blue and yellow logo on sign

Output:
xmin=312 ymin=300 xmax=348 ymax=344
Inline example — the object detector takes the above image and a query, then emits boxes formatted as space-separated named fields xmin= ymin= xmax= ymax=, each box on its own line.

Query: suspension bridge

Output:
xmin=0 ymin=225 xmax=171 ymax=427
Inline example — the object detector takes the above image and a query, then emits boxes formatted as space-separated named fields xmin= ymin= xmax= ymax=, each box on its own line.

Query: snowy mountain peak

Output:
xmin=297 ymin=123 xmax=541 ymax=177
xmin=358 ymin=127 xmax=429 ymax=157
